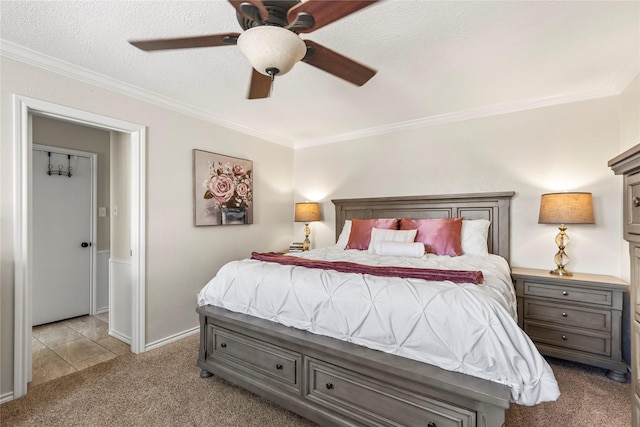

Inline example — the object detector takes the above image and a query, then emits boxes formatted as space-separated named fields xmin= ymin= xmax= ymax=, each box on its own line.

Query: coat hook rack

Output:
xmin=47 ymin=151 xmax=73 ymax=178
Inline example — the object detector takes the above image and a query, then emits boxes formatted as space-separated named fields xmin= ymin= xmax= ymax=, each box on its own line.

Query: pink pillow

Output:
xmin=400 ymin=218 xmax=463 ymax=256
xmin=345 ymin=218 xmax=399 ymax=250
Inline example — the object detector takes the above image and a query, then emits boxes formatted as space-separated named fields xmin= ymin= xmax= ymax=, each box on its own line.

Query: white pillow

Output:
xmin=461 ymin=219 xmax=491 ymax=256
xmin=335 ymin=220 xmax=352 ymax=249
xmin=367 ymin=228 xmax=417 ymax=253
xmin=374 ymin=241 xmax=425 ymax=258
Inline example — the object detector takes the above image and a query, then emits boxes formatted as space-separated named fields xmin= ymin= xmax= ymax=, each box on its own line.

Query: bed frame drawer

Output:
xmin=524 ymin=300 xmax=611 ymax=332
xmin=524 ymin=322 xmax=611 ymax=357
xmin=305 ymin=358 xmax=476 ymax=427
xmin=209 ymin=325 xmax=301 ymax=390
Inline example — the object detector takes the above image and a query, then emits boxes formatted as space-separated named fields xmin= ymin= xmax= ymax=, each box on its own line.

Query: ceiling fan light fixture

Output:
xmin=237 ymin=26 xmax=306 ymax=77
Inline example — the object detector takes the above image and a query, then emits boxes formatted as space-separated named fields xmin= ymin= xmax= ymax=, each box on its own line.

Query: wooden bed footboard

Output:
xmin=197 ymin=305 xmax=510 ymax=427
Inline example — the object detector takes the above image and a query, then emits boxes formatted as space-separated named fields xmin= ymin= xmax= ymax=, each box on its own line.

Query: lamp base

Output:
xmin=550 ymin=267 xmax=573 ymax=277
xmin=302 ymin=223 xmax=310 ymax=251
xmin=549 ymin=224 xmax=572 ymax=277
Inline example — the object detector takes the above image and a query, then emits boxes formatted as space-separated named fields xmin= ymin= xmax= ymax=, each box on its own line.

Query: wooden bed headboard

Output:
xmin=332 ymin=192 xmax=515 ymax=263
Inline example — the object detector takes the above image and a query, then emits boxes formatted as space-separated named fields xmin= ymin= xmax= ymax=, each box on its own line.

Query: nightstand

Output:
xmin=512 ymin=267 xmax=629 ymax=382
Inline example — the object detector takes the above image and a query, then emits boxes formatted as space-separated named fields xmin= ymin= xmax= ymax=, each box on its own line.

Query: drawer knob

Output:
xmin=562 ymin=291 xmax=569 ymax=296
xmin=275 ymin=364 xmax=283 ymax=370
xmin=428 ymin=423 xmax=437 ymax=427
xmin=562 ymin=335 xmax=568 ymax=340
xmin=220 ymin=343 xmax=227 ymax=348
xmin=562 ymin=312 xmax=568 ymax=317
xmin=634 ymin=197 xmax=640 ymax=207
xmin=325 ymin=383 xmax=334 ymax=390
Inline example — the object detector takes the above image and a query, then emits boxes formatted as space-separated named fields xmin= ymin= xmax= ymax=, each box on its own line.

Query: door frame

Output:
xmin=32 ymin=144 xmax=98 ymax=317
xmin=13 ymin=95 xmax=147 ymax=398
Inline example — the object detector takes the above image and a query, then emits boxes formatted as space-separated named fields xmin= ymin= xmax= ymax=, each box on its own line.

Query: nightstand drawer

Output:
xmin=525 ymin=322 xmax=611 ymax=356
xmin=524 ymin=301 xmax=611 ymax=331
xmin=523 ymin=281 xmax=613 ymax=306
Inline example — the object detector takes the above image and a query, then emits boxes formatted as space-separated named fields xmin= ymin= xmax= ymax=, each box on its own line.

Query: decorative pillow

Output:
xmin=367 ymin=228 xmax=418 ymax=253
xmin=374 ymin=241 xmax=425 ymax=258
xmin=461 ymin=219 xmax=491 ymax=256
xmin=335 ymin=220 xmax=352 ymax=249
xmin=400 ymin=218 xmax=463 ymax=256
xmin=345 ymin=218 xmax=399 ymax=250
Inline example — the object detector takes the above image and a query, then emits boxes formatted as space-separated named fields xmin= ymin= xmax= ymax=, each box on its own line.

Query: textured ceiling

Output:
xmin=1 ymin=1 xmax=638 ymax=148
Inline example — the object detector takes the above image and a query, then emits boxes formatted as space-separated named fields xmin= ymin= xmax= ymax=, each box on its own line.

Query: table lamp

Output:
xmin=538 ymin=192 xmax=594 ymax=276
xmin=294 ymin=202 xmax=321 ymax=251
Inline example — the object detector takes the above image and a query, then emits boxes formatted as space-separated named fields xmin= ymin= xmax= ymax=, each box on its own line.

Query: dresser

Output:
xmin=610 ymin=143 xmax=640 ymax=424
xmin=512 ymin=267 xmax=628 ymax=382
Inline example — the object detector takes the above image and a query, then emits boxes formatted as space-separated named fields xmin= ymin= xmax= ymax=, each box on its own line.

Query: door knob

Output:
xmin=81 ymin=242 xmax=90 ymax=248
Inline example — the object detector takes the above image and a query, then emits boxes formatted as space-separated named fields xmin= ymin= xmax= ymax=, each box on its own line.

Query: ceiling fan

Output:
xmin=129 ymin=0 xmax=379 ymax=99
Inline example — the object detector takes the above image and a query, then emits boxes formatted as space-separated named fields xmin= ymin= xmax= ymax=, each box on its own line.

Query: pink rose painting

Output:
xmin=193 ymin=149 xmax=253 ymax=226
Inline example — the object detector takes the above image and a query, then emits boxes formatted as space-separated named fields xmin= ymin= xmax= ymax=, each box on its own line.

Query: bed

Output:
xmin=196 ymin=192 xmax=559 ymax=427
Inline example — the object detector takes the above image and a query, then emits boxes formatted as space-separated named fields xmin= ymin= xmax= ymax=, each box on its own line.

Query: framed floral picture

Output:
xmin=193 ymin=149 xmax=253 ymax=226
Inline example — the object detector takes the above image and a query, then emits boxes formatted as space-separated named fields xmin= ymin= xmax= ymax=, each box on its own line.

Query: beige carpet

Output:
xmin=1 ymin=334 xmax=631 ymax=426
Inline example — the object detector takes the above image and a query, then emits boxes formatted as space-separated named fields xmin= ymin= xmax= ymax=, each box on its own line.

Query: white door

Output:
xmin=32 ymin=147 xmax=93 ymax=326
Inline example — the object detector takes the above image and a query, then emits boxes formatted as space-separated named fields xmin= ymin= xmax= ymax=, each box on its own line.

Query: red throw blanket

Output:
xmin=250 ymin=252 xmax=484 ymax=285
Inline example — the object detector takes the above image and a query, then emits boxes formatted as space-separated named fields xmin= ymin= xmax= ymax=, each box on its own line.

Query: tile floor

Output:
xmin=30 ymin=312 xmax=130 ymax=388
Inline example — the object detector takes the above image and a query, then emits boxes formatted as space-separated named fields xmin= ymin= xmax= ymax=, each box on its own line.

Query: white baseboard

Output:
xmin=109 ymin=329 xmax=132 ymax=345
xmin=96 ymin=307 xmax=109 ymax=315
xmin=0 ymin=391 xmax=15 ymax=404
xmin=145 ymin=326 xmax=199 ymax=351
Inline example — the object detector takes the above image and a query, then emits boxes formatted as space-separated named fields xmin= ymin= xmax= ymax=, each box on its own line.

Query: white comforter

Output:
xmin=197 ymin=247 xmax=560 ymax=405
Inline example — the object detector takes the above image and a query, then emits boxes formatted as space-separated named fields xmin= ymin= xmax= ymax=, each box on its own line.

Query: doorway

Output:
xmin=13 ymin=95 xmax=147 ymax=398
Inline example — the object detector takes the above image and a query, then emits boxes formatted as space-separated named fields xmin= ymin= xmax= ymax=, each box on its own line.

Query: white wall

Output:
xmin=294 ymin=96 xmax=624 ymax=277
xmin=110 ymin=132 xmax=131 ymax=260
xmin=0 ymin=57 xmax=294 ymax=397
xmin=620 ymin=75 xmax=640 ymax=152
xmin=109 ymin=131 xmax=132 ymax=339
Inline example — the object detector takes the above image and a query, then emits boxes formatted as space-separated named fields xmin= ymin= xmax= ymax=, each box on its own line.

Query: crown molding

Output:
xmin=0 ymin=39 xmax=295 ymax=148
xmin=293 ymin=86 xmax=619 ymax=149
xmin=2 ymin=39 xmax=629 ymax=151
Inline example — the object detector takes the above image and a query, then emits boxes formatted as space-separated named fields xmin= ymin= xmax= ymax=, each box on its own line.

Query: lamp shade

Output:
xmin=237 ymin=26 xmax=307 ymax=77
xmin=295 ymin=202 xmax=321 ymax=223
xmin=538 ymin=192 xmax=595 ymax=224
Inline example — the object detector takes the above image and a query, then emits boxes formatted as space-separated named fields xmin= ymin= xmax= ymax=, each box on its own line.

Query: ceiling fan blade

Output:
xmin=287 ymin=0 xmax=378 ymax=33
xmin=247 ymin=68 xmax=272 ymax=99
xmin=129 ymin=33 xmax=240 ymax=51
xmin=302 ymin=40 xmax=376 ymax=86
xmin=228 ymin=0 xmax=269 ymax=22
